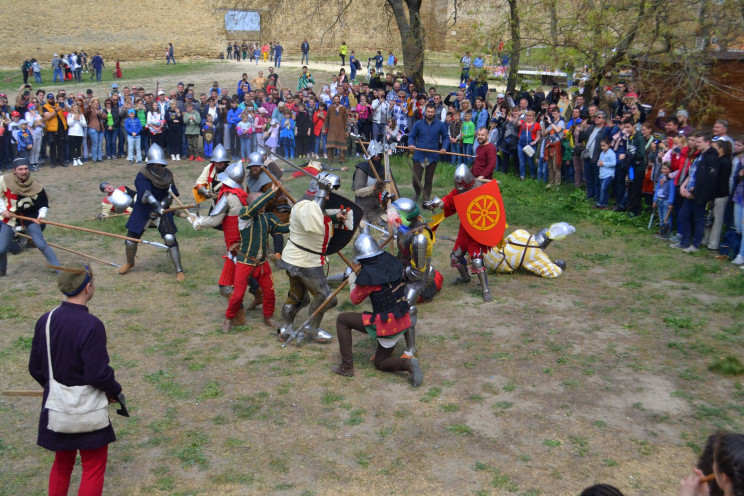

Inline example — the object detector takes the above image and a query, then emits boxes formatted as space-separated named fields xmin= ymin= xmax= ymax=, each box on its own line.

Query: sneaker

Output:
xmin=669 ymin=243 xmax=685 ymax=249
xmin=669 ymin=233 xmax=681 ymax=243
xmin=189 ymin=155 xmax=194 ymax=161
xmin=324 ymin=154 xmax=328 ymax=159
xmin=171 ymin=154 xmax=176 ymax=160
xmin=195 ymin=156 xmax=205 ymax=162
xmin=176 ymin=154 xmax=180 ymax=161
xmin=683 ymin=245 xmax=698 ymax=253
xmin=732 ymin=255 xmax=744 ymax=265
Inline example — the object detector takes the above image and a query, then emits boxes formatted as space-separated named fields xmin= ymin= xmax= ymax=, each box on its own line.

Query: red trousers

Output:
xmin=227 ymin=261 xmax=275 ymax=319
xmin=49 ymin=445 xmax=108 ymax=496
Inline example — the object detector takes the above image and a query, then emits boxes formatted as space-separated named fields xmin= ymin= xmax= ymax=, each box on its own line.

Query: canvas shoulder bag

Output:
xmin=44 ymin=307 xmax=110 ymax=434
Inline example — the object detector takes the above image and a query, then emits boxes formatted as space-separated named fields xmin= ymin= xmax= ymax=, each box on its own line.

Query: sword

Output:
xmin=361 ymin=220 xmax=387 ymax=234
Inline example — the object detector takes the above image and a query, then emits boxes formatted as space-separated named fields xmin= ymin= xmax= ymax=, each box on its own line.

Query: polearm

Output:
xmin=10 ymin=214 xmax=168 ymax=249
xmin=16 ymin=233 xmax=121 ymax=268
xmin=261 ymin=166 xmax=298 ymax=204
xmin=359 ymin=141 xmax=475 ymax=158
xmin=350 ymin=136 xmax=382 ymax=182
xmin=2 ymin=390 xmax=43 ymax=397
xmin=169 ymin=191 xmax=196 ymax=222
xmin=83 ymin=203 xmax=196 ymax=222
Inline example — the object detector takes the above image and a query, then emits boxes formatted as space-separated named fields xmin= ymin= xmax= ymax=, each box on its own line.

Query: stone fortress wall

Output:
xmin=0 ymin=0 xmax=499 ymax=67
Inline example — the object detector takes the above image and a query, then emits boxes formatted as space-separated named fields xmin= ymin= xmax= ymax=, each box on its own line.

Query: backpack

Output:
xmin=393 ymin=56 xmax=398 ymax=66
xmin=355 ymin=59 xmax=362 ymax=70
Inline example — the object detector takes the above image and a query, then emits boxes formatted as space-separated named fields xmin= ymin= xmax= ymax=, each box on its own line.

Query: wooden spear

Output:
xmin=360 ymin=141 xmax=475 ymax=158
xmin=16 ymin=233 xmax=120 ymax=268
xmin=10 ymin=215 xmax=167 ymax=249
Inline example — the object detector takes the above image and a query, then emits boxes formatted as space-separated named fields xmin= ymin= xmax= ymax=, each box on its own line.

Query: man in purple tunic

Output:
xmin=29 ymin=262 xmax=122 ymax=496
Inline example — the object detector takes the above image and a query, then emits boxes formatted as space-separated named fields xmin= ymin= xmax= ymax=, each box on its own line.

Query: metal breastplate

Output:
xmin=397 ymin=229 xmax=412 ymax=265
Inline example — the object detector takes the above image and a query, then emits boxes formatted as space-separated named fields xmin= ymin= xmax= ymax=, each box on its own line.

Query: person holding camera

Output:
xmin=543 ymin=107 xmax=566 ymax=187
xmin=42 ymin=94 xmax=68 ymax=169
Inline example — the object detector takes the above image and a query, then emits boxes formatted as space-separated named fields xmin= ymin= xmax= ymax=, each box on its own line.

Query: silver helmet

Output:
xmin=146 ymin=143 xmax=168 ymax=166
xmin=316 ymin=171 xmax=340 ymax=191
xmin=534 ymin=228 xmax=551 ymax=249
xmin=353 ymin=233 xmax=382 ymax=262
xmin=211 ymin=143 xmax=228 ymax=163
xmin=108 ymin=188 xmax=134 ymax=213
xmin=257 ymin=148 xmax=268 ymax=160
xmin=99 ymin=181 xmax=111 ymax=193
xmin=393 ymin=198 xmax=420 ymax=223
xmin=247 ymin=151 xmax=264 ymax=168
xmin=216 ymin=160 xmax=245 ymax=189
xmin=454 ymin=163 xmax=475 ymax=192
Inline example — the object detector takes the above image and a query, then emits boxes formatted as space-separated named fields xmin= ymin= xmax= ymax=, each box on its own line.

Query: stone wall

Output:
xmin=1 ymin=0 xmax=500 ymax=67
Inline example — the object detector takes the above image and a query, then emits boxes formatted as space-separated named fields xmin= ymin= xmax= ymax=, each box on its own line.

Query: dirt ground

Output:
xmin=1 ymin=62 xmax=742 ymax=496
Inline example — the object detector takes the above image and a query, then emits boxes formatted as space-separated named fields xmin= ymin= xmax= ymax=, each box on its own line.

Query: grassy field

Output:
xmin=0 ymin=61 xmax=742 ymax=496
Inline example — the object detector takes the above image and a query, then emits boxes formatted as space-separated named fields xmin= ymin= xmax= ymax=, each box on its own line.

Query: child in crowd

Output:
xmin=652 ymin=161 xmax=675 ymax=239
xmin=595 ymin=138 xmax=616 ymax=209
xmin=488 ymin=118 xmax=500 ymax=147
xmin=254 ymin=107 xmax=267 ymax=152
xmin=202 ymin=114 xmax=216 ymax=159
xmin=124 ymin=108 xmax=142 ymax=164
xmin=449 ymin=111 xmax=462 ymax=164
xmin=313 ymin=102 xmax=328 ymax=159
xmin=461 ymin=110 xmax=475 ymax=165
xmin=184 ymin=102 xmax=202 ymax=161
xmin=264 ymin=119 xmax=280 ymax=154
xmin=236 ymin=111 xmax=254 ymax=161
xmin=386 ymin=116 xmax=403 ymax=151
xmin=66 ymin=105 xmax=86 ymax=166
xmin=16 ymin=120 xmax=33 ymax=159
xmin=8 ymin=111 xmax=22 ymax=160
xmin=280 ymin=111 xmax=296 ymax=159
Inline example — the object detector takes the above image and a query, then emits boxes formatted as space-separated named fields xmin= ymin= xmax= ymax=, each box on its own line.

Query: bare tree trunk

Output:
xmin=387 ymin=0 xmax=425 ymax=88
xmin=506 ymin=0 xmax=521 ymax=95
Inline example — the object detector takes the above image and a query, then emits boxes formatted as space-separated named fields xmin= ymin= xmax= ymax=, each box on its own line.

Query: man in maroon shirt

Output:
xmin=471 ymin=127 xmax=497 ymax=180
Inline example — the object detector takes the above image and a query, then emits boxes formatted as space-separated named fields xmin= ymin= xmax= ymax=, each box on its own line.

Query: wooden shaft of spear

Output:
xmin=16 ymin=233 xmax=120 ymax=268
xmin=10 ymin=214 xmax=164 ymax=247
xmin=262 ymin=167 xmax=297 ymax=204
xmin=360 ymin=141 xmax=475 ymax=158
xmin=84 ymin=211 xmax=131 ymax=221
xmin=2 ymin=390 xmax=43 ymax=397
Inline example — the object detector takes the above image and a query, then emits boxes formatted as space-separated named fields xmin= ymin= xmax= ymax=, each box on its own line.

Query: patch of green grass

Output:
xmin=503 ymin=381 xmax=517 ymax=392
xmin=474 ymin=461 xmax=493 ymax=471
xmin=542 ymin=439 xmax=562 ymax=448
xmin=468 ymin=394 xmax=484 ymax=403
xmin=345 ymin=408 xmax=367 ymax=425
xmin=440 ymin=403 xmax=460 ymax=412
xmin=143 ymin=370 xmax=189 ymax=399
xmin=199 ymin=380 xmax=223 ymax=399
xmin=210 ymin=468 xmax=255 ymax=485
xmin=355 ymin=451 xmax=372 ymax=468
xmin=570 ymin=436 xmax=589 ymax=457
xmin=270 ymin=456 xmax=290 ymax=474
xmin=709 ymin=356 xmax=744 ymax=376
xmin=174 ymin=431 xmax=209 ymax=470
xmin=321 ymin=390 xmax=345 ymax=405
xmin=0 ymin=305 xmax=21 ymax=319
xmin=495 ymin=401 xmax=514 ymax=410
xmin=420 ymin=386 xmax=442 ymax=403
xmin=673 ymin=262 xmax=720 ymax=284
xmin=604 ymin=458 xmax=619 ymax=467
xmin=518 ymin=453 xmax=532 ymax=462
xmin=446 ymin=423 xmax=474 ymax=436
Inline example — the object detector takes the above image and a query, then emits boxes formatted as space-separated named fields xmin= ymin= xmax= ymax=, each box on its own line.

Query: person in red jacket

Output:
xmin=471 ymin=127 xmax=497 ymax=180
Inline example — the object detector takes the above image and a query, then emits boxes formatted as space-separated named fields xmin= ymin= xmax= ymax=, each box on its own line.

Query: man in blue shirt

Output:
xmin=408 ymin=103 xmax=449 ymax=203
xmin=273 ymin=43 xmax=283 ymax=68
xmin=473 ymin=55 xmax=485 ymax=69
xmin=91 ymin=53 xmax=105 ymax=82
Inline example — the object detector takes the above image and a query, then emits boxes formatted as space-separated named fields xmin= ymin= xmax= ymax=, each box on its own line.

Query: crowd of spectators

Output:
xmin=3 ymin=48 xmax=742 ymax=267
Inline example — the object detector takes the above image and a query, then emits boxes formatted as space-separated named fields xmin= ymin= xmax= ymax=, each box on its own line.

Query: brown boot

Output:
xmin=331 ymin=364 xmax=354 ymax=377
xmin=264 ymin=316 xmax=278 ymax=328
xmin=221 ymin=318 xmax=233 ymax=333
xmin=176 ymin=271 xmax=185 ymax=282
xmin=117 ymin=263 xmax=134 ymax=275
xmin=247 ymin=288 xmax=263 ymax=310
xmin=231 ymin=307 xmax=246 ymax=326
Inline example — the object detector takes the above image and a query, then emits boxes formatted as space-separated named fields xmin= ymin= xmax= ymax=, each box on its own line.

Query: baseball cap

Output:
xmin=497 ymin=93 xmax=505 ymax=98
xmin=158 ymin=89 xmax=165 ymax=95
xmin=128 ymin=109 xmax=135 ymax=115
xmin=28 ymin=104 xmax=36 ymax=110
xmin=676 ymin=109 xmax=689 ymax=118
xmin=18 ymin=119 xmax=27 ymax=125
xmin=47 ymin=93 xmax=55 ymax=99
xmin=459 ymin=83 xmax=466 ymax=88
xmin=111 ymin=83 xmax=118 ymax=89
xmin=11 ymin=111 xmax=20 ymax=117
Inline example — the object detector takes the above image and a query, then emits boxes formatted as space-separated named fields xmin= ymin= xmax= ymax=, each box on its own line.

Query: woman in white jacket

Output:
xmin=67 ymin=104 xmax=87 ymax=166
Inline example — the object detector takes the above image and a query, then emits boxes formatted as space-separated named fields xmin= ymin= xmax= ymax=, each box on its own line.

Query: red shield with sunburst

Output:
xmin=453 ymin=180 xmax=506 ymax=246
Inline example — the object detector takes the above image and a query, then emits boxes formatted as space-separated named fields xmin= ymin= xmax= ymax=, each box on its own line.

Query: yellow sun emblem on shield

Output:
xmin=465 ymin=195 xmax=501 ymax=231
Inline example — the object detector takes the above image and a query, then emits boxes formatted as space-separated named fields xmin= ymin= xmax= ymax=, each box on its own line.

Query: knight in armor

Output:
xmin=118 ymin=144 xmax=185 ymax=281
xmin=0 ymin=157 xmax=60 ymax=276
xmin=276 ymin=172 xmax=349 ymax=343
xmin=191 ymin=160 xmax=256 ymax=303
xmin=219 ymin=184 xmax=289 ymax=332
xmin=331 ymin=233 xmax=423 ymax=386
xmin=193 ymin=143 xmax=229 ymax=206
xmin=98 ymin=181 xmax=135 ymax=218
xmin=484 ymin=223 xmax=574 ymax=278
xmin=388 ymin=197 xmax=437 ymax=357
xmin=245 ymin=151 xmax=291 ymax=254
xmin=424 ymin=164 xmax=493 ymax=302
xmin=352 ymin=140 xmax=387 ymax=224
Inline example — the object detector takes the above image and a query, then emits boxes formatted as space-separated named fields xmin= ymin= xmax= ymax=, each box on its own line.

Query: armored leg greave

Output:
xmin=124 ymin=239 xmax=138 ymax=266
xmin=403 ymin=284 xmax=421 ymax=357
xmin=471 ymin=257 xmax=492 ymax=302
